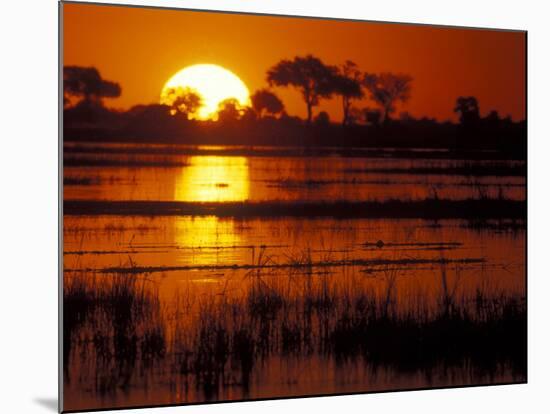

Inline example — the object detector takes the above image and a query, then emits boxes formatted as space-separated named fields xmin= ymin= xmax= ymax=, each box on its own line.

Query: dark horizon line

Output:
xmin=63 ymin=102 xmax=527 ymax=124
xmin=63 ymin=199 xmax=527 ymax=219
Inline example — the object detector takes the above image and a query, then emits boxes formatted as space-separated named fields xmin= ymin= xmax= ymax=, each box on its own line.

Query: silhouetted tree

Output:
xmin=163 ymin=87 xmax=203 ymax=119
xmin=240 ymin=107 xmax=257 ymax=122
xmin=454 ymin=96 xmax=480 ymax=126
xmin=333 ymin=61 xmax=364 ymax=126
xmin=314 ymin=111 xmax=331 ymax=126
xmin=483 ymin=110 xmax=504 ymax=131
xmin=348 ymin=106 xmax=364 ymax=125
xmin=127 ymin=104 xmax=170 ymax=118
xmin=121 ymin=104 xmax=184 ymax=139
xmin=279 ymin=111 xmax=303 ymax=126
xmin=267 ymin=55 xmax=337 ymax=124
xmin=64 ymin=99 xmax=122 ymax=127
xmin=217 ymin=98 xmax=243 ymax=122
xmin=399 ymin=111 xmax=414 ymax=122
xmin=363 ymin=72 xmax=412 ymax=123
xmin=251 ymin=89 xmax=285 ymax=118
xmin=126 ymin=104 xmax=172 ymax=125
xmin=485 ymin=110 xmax=500 ymax=122
xmin=63 ymin=66 xmax=121 ymax=107
xmin=363 ymin=107 xmax=382 ymax=126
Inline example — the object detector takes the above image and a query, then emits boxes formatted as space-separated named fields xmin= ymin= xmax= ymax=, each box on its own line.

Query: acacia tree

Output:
xmin=63 ymin=66 xmax=121 ymax=107
xmin=333 ymin=61 xmax=364 ymax=126
xmin=267 ymin=55 xmax=337 ymax=124
xmin=454 ymin=96 xmax=480 ymax=126
xmin=163 ymin=87 xmax=203 ymax=119
xmin=363 ymin=72 xmax=412 ymax=123
xmin=251 ymin=89 xmax=284 ymax=118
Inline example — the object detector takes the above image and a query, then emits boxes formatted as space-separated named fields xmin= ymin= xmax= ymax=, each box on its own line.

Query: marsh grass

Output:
xmin=264 ymin=177 xmax=525 ymax=189
xmin=64 ymin=264 xmax=526 ymax=397
xmin=343 ymin=162 xmax=526 ymax=177
xmin=63 ymin=273 xmax=166 ymax=388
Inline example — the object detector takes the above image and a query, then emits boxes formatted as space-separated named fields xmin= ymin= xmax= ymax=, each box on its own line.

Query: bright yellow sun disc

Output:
xmin=160 ymin=64 xmax=250 ymax=120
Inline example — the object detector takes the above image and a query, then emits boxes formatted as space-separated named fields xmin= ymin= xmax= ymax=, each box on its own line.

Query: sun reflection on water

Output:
xmin=175 ymin=156 xmax=250 ymax=202
xmin=173 ymin=156 xmax=250 ymax=265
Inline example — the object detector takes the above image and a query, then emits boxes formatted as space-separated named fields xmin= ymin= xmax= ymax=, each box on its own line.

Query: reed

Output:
xmin=63 ymin=264 xmax=526 ymax=396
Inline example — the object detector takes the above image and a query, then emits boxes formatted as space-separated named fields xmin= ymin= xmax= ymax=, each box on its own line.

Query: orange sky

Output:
xmin=63 ymin=2 xmax=526 ymax=122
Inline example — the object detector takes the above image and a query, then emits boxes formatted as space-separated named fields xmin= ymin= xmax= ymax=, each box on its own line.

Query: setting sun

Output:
xmin=160 ymin=64 xmax=250 ymax=120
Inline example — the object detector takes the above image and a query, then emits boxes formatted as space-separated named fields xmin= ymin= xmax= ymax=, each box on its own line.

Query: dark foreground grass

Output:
xmin=64 ymin=268 xmax=526 ymax=399
xmin=63 ymin=198 xmax=526 ymax=219
xmin=63 ymin=274 xmax=166 ymax=386
xmin=66 ymin=257 xmax=485 ymax=275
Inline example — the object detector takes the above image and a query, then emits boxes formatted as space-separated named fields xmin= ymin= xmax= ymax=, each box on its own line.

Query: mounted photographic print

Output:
xmin=60 ymin=1 xmax=527 ymax=412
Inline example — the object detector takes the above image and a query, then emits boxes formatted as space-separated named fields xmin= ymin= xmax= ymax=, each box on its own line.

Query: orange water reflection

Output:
xmin=173 ymin=217 xmax=241 ymax=266
xmin=172 ymin=156 xmax=249 ymax=264
xmin=62 ymin=147 xmax=526 ymax=411
xmin=175 ymin=156 xmax=249 ymax=202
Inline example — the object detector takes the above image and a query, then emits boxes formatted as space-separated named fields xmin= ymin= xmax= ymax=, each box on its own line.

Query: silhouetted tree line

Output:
xmin=264 ymin=55 xmax=412 ymax=126
xmin=63 ymin=61 xmax=526 ymax=157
